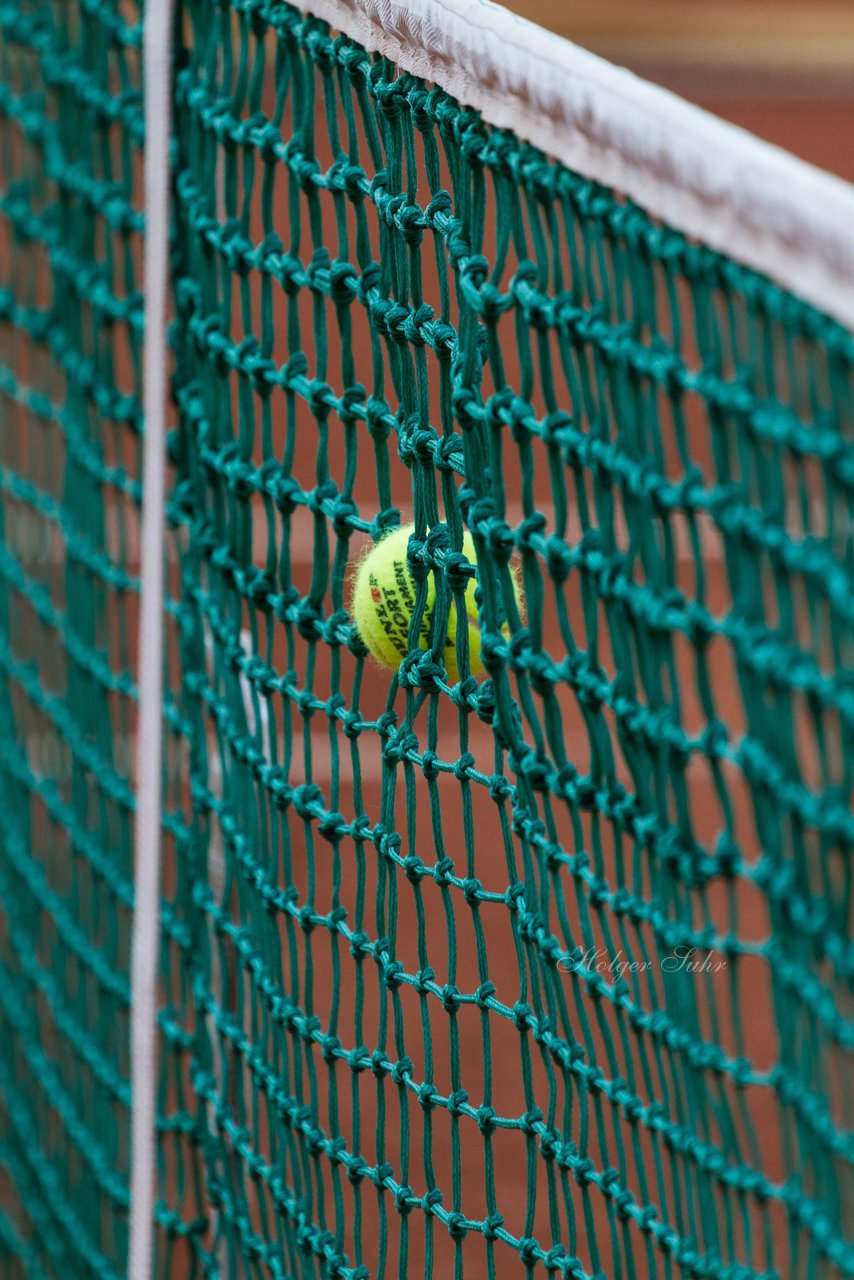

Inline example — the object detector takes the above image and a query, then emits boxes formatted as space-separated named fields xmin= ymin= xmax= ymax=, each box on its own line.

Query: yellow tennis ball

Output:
xmin=351 ymin=525 xmax=519 ymax=682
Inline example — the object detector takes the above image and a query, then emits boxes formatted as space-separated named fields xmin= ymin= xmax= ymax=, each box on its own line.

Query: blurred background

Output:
xmin=507 ymin=0 xmax=854 ymax=182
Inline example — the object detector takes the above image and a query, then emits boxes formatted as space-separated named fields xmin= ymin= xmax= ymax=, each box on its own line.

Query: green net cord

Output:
xmin=0 ymin=2 xmax=852 ymax=1279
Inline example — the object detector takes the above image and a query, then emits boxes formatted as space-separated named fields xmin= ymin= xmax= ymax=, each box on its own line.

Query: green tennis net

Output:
xmin=1 ymin=1 xmax=853 ymax=1278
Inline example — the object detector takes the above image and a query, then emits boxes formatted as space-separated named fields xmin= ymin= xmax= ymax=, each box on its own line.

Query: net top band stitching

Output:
xmin=295 ymin=0 xmax=854 ymax=331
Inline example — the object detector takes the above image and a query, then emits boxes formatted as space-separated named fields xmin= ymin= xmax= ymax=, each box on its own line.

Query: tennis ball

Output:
xmin=351 ymin=525 xmax=518 ymax=682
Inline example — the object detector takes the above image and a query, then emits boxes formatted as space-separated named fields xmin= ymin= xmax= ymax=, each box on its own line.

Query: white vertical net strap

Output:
xmin=129 ymin=0 xmax=174 ymax=1275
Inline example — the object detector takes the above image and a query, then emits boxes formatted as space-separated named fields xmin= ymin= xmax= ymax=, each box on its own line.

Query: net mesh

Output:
xmin=1 ymin=1 xmax=853 ymax=1278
